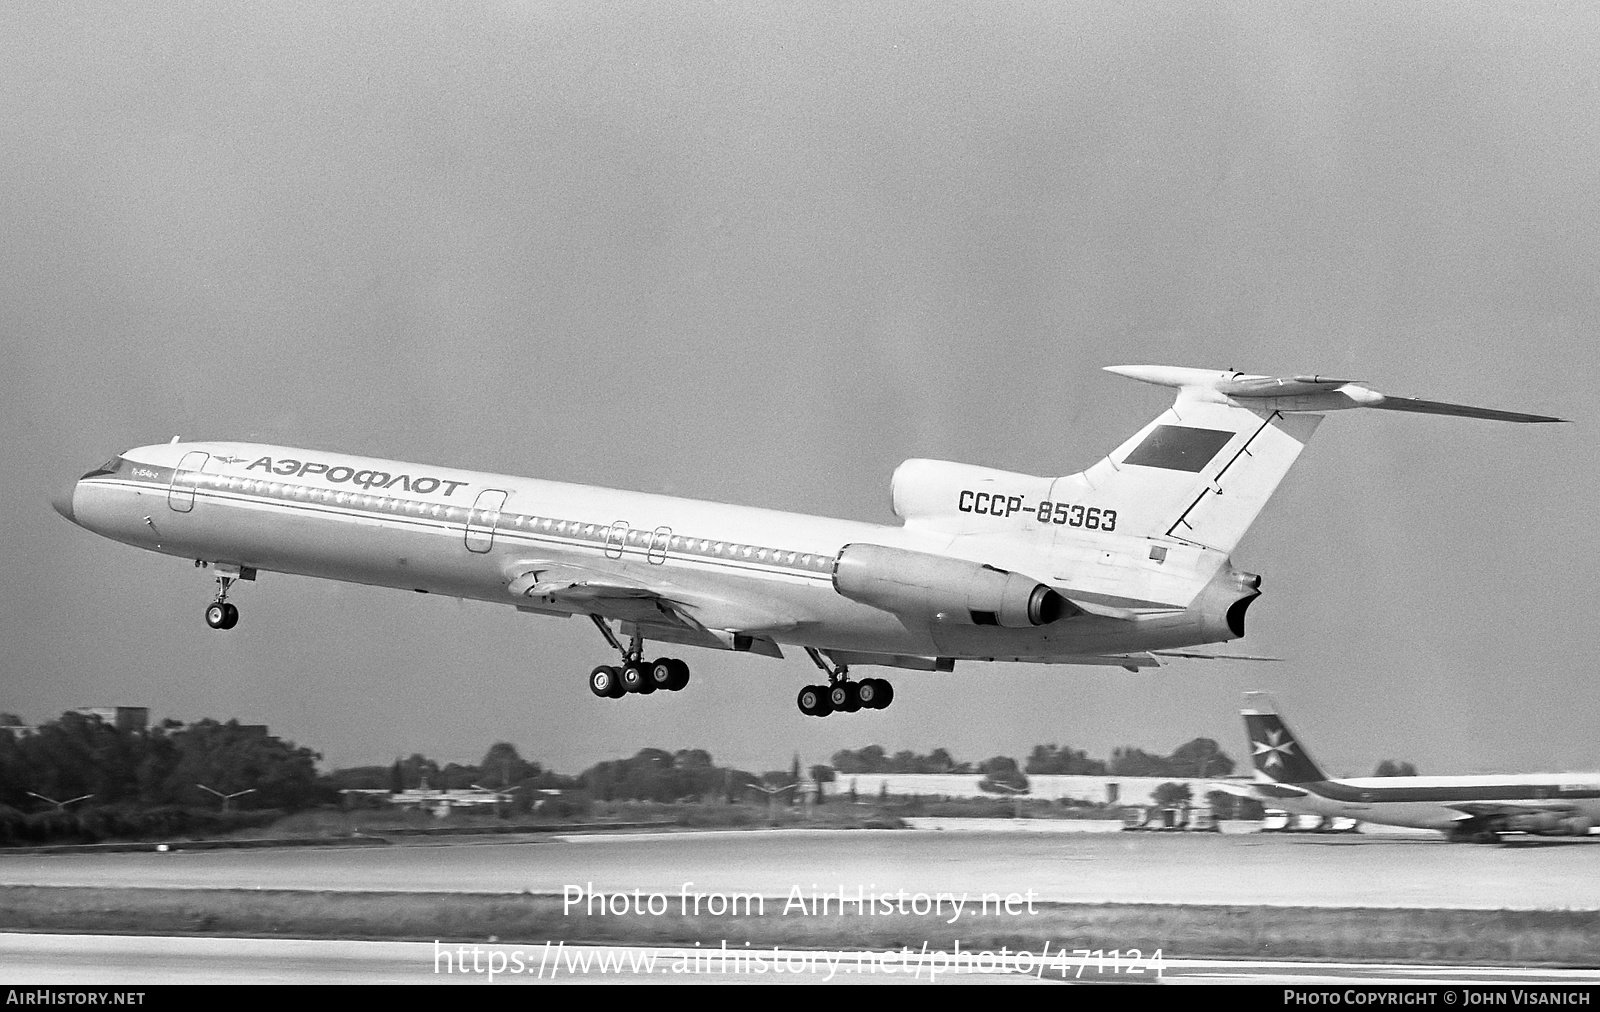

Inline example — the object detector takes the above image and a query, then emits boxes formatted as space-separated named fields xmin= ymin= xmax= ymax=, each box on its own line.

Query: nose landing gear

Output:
xmin=197 ymin=562 xmax=253 ymax=630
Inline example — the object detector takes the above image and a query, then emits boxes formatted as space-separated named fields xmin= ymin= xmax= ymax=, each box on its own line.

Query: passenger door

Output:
xmin=167 ymin=451 xmax=211 ymax=513
xmin=464 ymin=489 xmax=509 ymax=553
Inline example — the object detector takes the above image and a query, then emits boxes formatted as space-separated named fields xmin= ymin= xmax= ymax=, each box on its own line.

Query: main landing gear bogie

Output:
xmin=798 ymin=648 xmax=894 ymax=717
xmin=589 ymin=656 xmax=690 ymax=699
xmin=586 ymin=616 xmax=691 ymax=700
xmin=797 ymin=677 xmax=892 ymax=717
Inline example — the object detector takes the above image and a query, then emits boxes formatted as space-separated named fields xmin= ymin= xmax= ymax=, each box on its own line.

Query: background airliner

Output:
xmin=1233 ymin=693 xmax=1600 ymax=843
xmin=50 ymin=366 xmax=1561 ymax=718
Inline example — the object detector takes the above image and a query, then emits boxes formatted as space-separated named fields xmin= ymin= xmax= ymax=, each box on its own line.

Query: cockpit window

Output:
xmin=79 ymin=457 xmax=123 ymax=480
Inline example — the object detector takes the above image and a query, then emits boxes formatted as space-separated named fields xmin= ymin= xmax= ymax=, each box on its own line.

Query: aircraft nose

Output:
xmin=51 ymin=478 xmax=78 ymax=524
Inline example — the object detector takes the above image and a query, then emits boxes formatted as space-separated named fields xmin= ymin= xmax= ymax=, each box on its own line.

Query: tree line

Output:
xmin=830 ymin=737 xmax=1238 ymax=781
xmin=0 ymin=710 xmax=322 ymax=844
xmin=1 ymin=708 xmax=1419 ymax=837
xmin=1 ymin=711 xmax=1247 ymax=816
xmin=0 ymin=711 xmax=319 ymax=812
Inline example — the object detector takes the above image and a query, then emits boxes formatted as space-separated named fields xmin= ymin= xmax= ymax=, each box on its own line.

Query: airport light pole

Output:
xmin=26 ymin=791 xmax=94 ymax=812
xmin=748 ymin=781 xmax=797 ymax=819
xmin=472 ymin=783 xmax=522 ymax=817
xmin=196 ymin=784 xmax=256 ymax=813
xmin=987 ymin=782 xmax=1029 ymax=820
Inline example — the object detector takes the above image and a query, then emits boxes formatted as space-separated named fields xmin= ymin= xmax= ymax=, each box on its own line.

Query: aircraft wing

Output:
xmin=1002 ymin=652 xmax=1163 ymax=669
xmin=506 ymin=563 xmax=793 ymax=657
xmin=997 ymin=650 xmax=1275 ymax=670
xmin=1008 ymin=649 xmax=1283 ymax=672
xmin=508 ymin=565 xmax=673 ymax=622
xmin=1150 ymin=649 xmax=1283 ymax=662
xmin=508 ymin=565 xmax=659 ymax=602
xmin=1206 ymin=781 xmax=1263 ymax=799
xmin=1448 ymin=800 xmax=1583 ymax=818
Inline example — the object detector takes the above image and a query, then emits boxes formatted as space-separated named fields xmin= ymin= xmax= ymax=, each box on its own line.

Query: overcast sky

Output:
xmin=3 ymin=3 xmax=1596 ymax=778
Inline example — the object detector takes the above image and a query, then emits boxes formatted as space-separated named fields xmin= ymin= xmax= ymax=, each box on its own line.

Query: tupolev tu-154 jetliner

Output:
xmin=1228 ymin=693 xmax=1600 ymax=843
xmin=51 ymin=366 xmax=1563 ymax=717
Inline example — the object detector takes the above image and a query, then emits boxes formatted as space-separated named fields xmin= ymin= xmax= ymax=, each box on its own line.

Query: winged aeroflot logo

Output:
xmin=213 ymin=456 xmax=247 ymax=465
xmin=1252 ymin=729 xmax=1297 ymax=770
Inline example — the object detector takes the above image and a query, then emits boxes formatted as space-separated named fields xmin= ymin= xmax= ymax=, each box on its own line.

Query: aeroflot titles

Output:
xmin=243 ymin=457 xmax=469 ymax=497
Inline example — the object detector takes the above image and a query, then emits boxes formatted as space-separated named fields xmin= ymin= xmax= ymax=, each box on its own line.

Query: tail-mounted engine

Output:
xmin=832 ymin=543 xmax=1067 ymax=628
xmin=890 ymin=459 xmax=1051 ymax=523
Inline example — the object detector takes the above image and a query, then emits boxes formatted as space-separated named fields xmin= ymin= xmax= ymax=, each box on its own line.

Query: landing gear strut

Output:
xmin=586 ymin=616 xmax=690 ymax=699
xmin=798 ymin=648 xmax=893 ymax=717
xmin=198 ymin=561 xmax=250 ymax=630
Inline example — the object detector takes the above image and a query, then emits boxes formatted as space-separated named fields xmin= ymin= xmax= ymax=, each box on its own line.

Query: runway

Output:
xmin=4 ymin=933 xmax=1597 ymax=986
xmin=1 ymin=827 xmax=1597 ymax=910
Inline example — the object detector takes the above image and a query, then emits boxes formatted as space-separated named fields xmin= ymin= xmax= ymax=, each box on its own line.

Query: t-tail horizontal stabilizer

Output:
xmin=1104 ymin=366 xmax=1568 ymax=423
xmin=1057 ymin=365 xmax=1568 ymax=555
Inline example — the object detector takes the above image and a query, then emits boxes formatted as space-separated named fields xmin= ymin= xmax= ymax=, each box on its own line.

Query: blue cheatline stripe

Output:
xmin=1302 ymin=780 xmax=1600 ymax=804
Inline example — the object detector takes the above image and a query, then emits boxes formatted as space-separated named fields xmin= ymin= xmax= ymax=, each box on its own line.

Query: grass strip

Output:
xmin=1 ymin=886 xmax=1595 ymax=966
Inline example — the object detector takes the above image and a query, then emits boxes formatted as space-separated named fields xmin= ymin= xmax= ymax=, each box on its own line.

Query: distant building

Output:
xmin=69 ymin=707 xmax=149 ymax=733
xmin=823 ymin=773 xmax=1250 ymax=808
xmin=383 ymin=787 xmax=509 ymax=817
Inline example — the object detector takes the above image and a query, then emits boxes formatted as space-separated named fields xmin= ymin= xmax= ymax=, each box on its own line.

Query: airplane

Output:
xmin=1231 ymin=693 xmax=1600 ymax=843
xmin=49 ymin=365 xmax=1563 ymax=718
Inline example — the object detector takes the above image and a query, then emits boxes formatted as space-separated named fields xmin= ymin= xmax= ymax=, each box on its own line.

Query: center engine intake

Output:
xmin=832 ymin=543 xmax=1066 ymax=628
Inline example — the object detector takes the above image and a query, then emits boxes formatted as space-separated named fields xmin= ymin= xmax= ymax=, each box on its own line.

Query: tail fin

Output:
xmin=1054 ymin=377 xmax=1319 ymax=553
xmin=1241 ymin=691 xmax=1328 ymax=784
xmin=1057 ymin=366 xmax=1566 ymax=554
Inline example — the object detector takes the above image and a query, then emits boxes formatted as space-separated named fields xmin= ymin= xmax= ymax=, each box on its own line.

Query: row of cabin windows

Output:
xmin=184 ymin=473 xmax=833 ymax=571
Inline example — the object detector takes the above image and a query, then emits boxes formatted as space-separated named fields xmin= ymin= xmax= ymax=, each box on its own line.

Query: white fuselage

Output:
xmin=1254 ymin=774 xmax=1600 ymax=834
xmin=58 ymin=441 xmax=1243 ymax=666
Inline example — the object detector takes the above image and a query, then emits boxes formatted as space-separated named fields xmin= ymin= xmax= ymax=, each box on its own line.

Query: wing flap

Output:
xmin=506 ymin=565 xmax=656 ymax=600
xmin=504 ymin=561 xmax=793 ymax=656
xmin=1151 ymin=649 xmax=1283 ymax=662
xmin=821 ymin=650 xmax=955 ymax=672
xmin=1003 ymin=652 xmax=1164 ymax=669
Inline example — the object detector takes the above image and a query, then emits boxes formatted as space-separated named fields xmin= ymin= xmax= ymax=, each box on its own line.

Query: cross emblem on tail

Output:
xmin=1253 ymin=728 xmax=1296 ymax=770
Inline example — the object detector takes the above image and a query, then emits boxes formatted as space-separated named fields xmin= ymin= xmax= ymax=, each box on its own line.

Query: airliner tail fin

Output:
xmin=1241 ymin=691 xmax=1328 ymax=784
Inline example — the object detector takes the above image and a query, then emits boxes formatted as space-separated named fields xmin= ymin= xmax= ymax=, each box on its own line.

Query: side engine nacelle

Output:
xmin=832 ymin=543 xmax=1066 ymax=628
